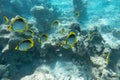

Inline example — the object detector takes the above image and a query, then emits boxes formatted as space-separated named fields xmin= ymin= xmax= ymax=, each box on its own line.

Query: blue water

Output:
xmin=0 ymin=0 xmax=120 ymax=80
xmin=0 ymin=0 xmax=119 ymax=28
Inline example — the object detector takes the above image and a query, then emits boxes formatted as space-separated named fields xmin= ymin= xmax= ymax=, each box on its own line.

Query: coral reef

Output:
xmin=31 ymin=5 xmax=59 ymax=33
xmin=0 ymin=0 xmax=120 ymax=80
xmin=0 ymin=19 xmax=120 ymax=80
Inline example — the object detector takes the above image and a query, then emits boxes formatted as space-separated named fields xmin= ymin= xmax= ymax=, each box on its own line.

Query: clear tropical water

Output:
xmin=0 ymin=0 xmax=120 ymax=80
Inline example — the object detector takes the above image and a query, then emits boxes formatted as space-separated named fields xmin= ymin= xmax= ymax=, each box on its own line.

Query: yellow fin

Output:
xmin=3 ymin=16 xmax=9 ymax=24
xmin=62 ymin=32 xmax=78 ymax=49
xmin=15 ymin=46 xmax=18 ymax=50
xmin=51 ymin=20 xmax=60 ymax=28
xmin=87 ymin=32 xmax=95 ymax=41
xmin=74 ymin=11 xmax=80 ymax=17
xmin=105 ymin=52 xmax=111 ymax=65
xmin=39 ymin=33 xmax=48 ymax=43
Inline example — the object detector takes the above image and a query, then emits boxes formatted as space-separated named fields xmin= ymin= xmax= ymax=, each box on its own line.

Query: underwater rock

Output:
xmin=0 ymin=1 xmax=120 ymax=80
xmin=0 ymin=27 xmax=12 ymax=53
xmin=76 ymin=36 xmax=87 ymax=56
xmin=31 ymin=5 xmax=51 ymax=32
xmin=90 ymin=56 xmax=106 ymax=66
xmin=92 ymin=67 xmax=117 ymax=80
xmin=69 ymin=22 xmax=81 ymax=33
xmin=0 ymin=22 xmax=118 ymax=80
xmin=53 ymin=60 xmax=92 ymax=80
xmin=21 ymin=71 xmax=54 ymax=80
xmin=112 ymin=29 xmax=120 ymax=39
xmin=31 ymin=5 xmax=58 ymax=33
xmin=80 ymin=29 xmax=89 ymax=36
xmin=0 ymin=24 xmax=11 ymax=34
xmin=89 ymin=26 xmax=104 ymax=44
xmin=102 ymin=33 xmax=120 ymax=49
xmin=21 ymin=65 xmax=54 ymax=80
xmin=90 ymin=56 xmax=118 ymax=80
xmin=100 ymin=25 xmax=113 ymax=33
xmin=0 ymin=64 xmax=9 ymax=79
